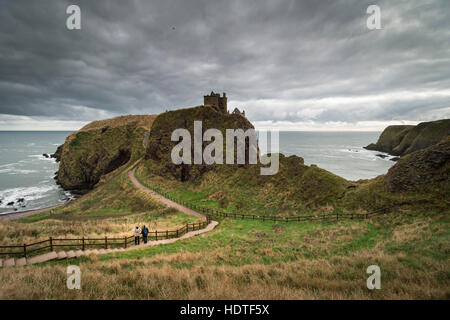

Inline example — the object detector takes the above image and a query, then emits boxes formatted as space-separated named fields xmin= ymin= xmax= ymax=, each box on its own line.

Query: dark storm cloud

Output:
xmin=0 ymin=0 xmax=449 ymax=127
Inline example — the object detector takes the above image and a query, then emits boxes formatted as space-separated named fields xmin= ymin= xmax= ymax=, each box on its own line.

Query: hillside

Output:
xmin=54 ymin=109 xmax=450 ymax=215
xmin=49 ymin=106 xmax=450 ymax=218
xmin=145 ymin=105 xmax=254 ymax=181
xmin=138 ymin=153 xmax=350 ymax=216
xmin=384 ymin=135 xmax=450 ymax=192
xmin=364 ymin=119 xmax=450 ymax=156
xmin=1 ymin=109 xmax=449 ymax=300
xmin=56 ymin=115 xmax=156 ymax=191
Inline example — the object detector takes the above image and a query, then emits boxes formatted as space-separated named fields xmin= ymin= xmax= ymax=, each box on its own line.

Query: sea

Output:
xmin=0 ymin=131 xmax=395 ymax=215
xmin=0 ymin=131 xmax=74 ymax=215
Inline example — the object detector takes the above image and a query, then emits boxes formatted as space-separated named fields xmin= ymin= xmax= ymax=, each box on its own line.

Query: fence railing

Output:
xmin=0 ymin=218 xmax=211 ymax=259
xmin=0 ymin=179 xmax=388 ymax=259
xmin=147 ymin=183 xmax=387 ymax=223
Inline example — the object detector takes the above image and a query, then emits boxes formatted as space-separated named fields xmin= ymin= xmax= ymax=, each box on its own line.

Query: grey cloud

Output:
xmin=0 ymin=0 xmax=449 ymax=126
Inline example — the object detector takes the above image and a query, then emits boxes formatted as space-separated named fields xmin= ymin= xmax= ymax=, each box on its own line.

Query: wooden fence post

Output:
xmin=23 ymin=244 xmax=27 ymax=258
xmin=49 ymin=237 xmax=53 ymax=252
xmin=124 ymin=236 xmax=127 ymax=249
xmin=176 ymin=229 xmax=179 ymax=238
xmin=166 ymin=230 xmax=168 ymax=239
xmin=105 ymin=236 xmax=108 ymax=249
xmin=82 ymin=237 xmax=85 ymax=251
xmin=186 ymin=224 xmax=189 ymax=233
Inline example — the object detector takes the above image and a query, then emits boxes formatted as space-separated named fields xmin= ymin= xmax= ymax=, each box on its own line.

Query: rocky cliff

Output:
xmin=145 ymin=105 xmax=254 ymax=181
xmin=56 ymin=115 xmax=156 ymax=191
xmin=365 ymin=119 xmax=450 ymax=156
xmin=384 ymin=136 xmax=450 ymax=192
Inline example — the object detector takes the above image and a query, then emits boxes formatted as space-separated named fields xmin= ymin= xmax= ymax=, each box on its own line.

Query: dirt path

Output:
xmin=127 ymin=167 xmax=218 ymax=246
xmin=128 ymin=168 xmax=206 ymax=219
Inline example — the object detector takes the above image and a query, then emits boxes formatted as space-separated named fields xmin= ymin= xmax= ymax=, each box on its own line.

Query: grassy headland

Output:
xmin=365 ymin=119 xmax=450 ymax=156
xmin=0 ymin=108 xmax=448 ymax=300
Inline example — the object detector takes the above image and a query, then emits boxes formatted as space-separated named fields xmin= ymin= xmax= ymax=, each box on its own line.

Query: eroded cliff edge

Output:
xmin=364 ymin=119 xmax=450 ymax=156
xmin=55 ymin=115 xmax=156 ymax=191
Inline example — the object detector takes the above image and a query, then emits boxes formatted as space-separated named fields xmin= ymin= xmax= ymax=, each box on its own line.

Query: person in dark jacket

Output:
xmin=142 ymin=225 xmax=149 ymax=244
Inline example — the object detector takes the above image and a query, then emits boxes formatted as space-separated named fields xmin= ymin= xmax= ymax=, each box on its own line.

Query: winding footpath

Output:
xmin=127 ymin=167 xmax=219 ymax=240
xmin=0 ymin=168 xmax=218 ymax=268
xmin=128 ymin=168 xmax=207 ymax=219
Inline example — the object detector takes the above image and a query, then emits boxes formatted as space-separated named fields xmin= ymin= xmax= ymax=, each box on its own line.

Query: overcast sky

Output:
xmin=0 ymin=0 xmax=449 ymax=131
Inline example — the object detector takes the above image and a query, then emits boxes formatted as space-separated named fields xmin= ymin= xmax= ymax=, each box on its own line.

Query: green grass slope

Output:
xmin=137 ymin=153 xmax=350 ymax=216
xmin=365 ymin=119 xmax=450 ymax=156
xmin=1 ymin=211 xmax=448 ymax=299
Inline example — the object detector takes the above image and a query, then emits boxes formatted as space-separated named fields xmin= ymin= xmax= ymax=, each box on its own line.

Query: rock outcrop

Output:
xmin=365 ymin=119 xmax=450 ymax=156
xmin=145 ymin=105 xmax=255 ymax=181
xmin=51 ymin=145 xmax=63 ymax=162
xmin=384 ymin=136 xmax=450 ymax=192
xmin=56 ymin=115 xmax=156 ymax=191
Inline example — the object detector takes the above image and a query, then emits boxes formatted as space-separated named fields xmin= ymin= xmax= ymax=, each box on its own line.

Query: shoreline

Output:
xmin=0 ymin=202 xmax=69 ymax=221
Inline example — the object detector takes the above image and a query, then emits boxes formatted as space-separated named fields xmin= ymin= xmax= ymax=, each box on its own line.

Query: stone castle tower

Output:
xmin=204 ymin=91 xmax=227 ymax=113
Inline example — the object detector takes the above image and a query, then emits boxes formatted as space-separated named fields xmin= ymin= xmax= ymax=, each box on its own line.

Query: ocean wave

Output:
xmin=0 ymin=163 xmax=17 ymax=168
xmin=338 ymin=148 xmax=365 ymax=153
xmin=0 ymin=168 xmax=38 ymax=174
xmin=0 ymin=185 xmax=58 ymax=208
xmin=28 ymin=154 xmax=56 ymax=162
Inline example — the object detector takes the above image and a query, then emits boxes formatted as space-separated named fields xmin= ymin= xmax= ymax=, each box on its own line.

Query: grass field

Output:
xmin=1 ymin=207 xmax=448 ymax=299
xmin=1 ymin=158 xmax=448 ymax=300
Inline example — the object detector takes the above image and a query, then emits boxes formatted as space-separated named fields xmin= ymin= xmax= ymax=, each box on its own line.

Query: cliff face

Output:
xmin=384 ymin=136 xmax=450 ymax=192
xmin=56 ymin=115 xmax=156 ymax=191
xmin=145 ymin=105 xmax=254 ymax=181
xmin=365 ymin=119 xmax=450 ymax=156
xmin=365 ymin=125 xmax=414 ymax=154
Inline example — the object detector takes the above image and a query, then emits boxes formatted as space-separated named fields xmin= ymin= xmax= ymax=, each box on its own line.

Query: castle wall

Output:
xmin=204 ymin=95 xmax=219 ymax=109
xmin=219 ymin=97 xmax=227 ymax=113
xmin=204 ymin=92 xmax=227 ymax=113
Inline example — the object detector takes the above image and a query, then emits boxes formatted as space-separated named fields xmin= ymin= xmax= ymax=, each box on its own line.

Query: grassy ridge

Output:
xmin=136 ymin=155 xmax=449 ymax=216
xmin=365 ymin=119 xmax=450 ymax=155
xmin=136 ymin=155 xmax=351 ymax=216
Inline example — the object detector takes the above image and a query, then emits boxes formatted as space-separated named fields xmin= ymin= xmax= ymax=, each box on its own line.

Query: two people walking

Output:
xmin=134 ymin=225 xmax=149 ymax=245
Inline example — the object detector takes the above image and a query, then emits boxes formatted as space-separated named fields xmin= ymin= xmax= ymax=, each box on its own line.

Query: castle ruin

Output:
xmin=204 ymin=91 xmax=227 ymax=113
xmin=232 ymin=107 xmax=245 ymax=116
